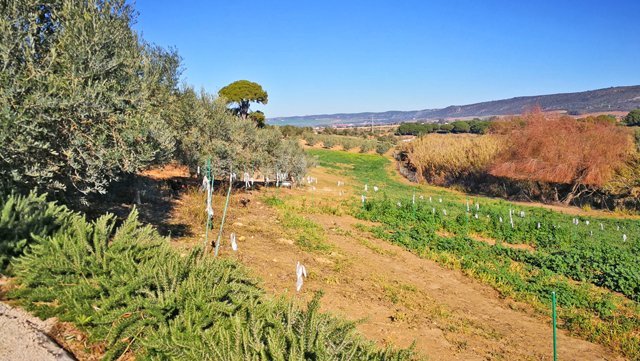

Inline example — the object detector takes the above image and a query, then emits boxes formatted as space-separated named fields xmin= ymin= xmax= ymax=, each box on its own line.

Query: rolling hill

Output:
xmin=268 ymin=85 xmax=640 ymax=127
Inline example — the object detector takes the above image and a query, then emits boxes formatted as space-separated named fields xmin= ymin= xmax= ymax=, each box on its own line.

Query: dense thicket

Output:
xmin=8 ymin=197 xmax=414 ymax=360
xmin=0 ymin=0 xmax=307 ymax=202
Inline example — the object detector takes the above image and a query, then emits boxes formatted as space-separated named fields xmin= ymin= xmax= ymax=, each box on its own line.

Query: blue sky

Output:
xmin=133 ymin=0 xmax=640 ymax=117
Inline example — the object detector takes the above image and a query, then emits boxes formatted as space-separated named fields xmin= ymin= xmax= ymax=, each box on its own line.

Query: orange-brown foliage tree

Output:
xmin=489 ymin=110 xmax=634 ymax=204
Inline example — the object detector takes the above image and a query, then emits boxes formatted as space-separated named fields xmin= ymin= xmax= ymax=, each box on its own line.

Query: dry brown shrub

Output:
xmin=399 ymin=134 xmax=505 ymax=185
xmin=489 ymin=110 xmax=634 ymax=201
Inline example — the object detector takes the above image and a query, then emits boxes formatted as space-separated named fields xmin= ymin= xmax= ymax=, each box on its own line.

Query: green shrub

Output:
xmin=340 ymin=137 xmax=357 ymax=151
xmin=360 ymin=140 xmax=375 ymax=153
xmin=375 ymin=142 xmax=393 ymax=155
xmin=624 ymin=109 xmax=640 ymax=126
xmin=0 ymin=191 xmax=72 ymax=274
xmin=10 ymin=208 xmax=414 ymax=360
xmin=322 ymin=136 xmax=336 ymax=149
xmin=304 ymin=132 xmax=318 ymax=146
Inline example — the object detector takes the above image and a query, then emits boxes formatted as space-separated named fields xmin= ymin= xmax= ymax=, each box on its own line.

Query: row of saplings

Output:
xmin=0 ymin=192 xmax=416 ymax=361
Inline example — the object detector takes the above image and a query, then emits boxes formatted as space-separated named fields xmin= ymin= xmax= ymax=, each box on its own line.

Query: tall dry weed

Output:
xmin=399 ymin=134 xmax=504 ymax=185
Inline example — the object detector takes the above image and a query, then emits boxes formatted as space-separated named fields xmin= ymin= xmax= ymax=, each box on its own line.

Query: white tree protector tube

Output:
xmin=296 ymin=261 xmax=307 ymax=292
xmin=230 ymin=233 xmax=238 ymax=251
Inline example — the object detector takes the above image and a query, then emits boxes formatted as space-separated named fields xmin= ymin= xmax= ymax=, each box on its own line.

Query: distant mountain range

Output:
xmin=268 ymin=85 xmax=640 ymax=127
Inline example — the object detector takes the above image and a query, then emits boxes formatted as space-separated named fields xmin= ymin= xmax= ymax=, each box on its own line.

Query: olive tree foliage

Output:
xmin=0 ymin=0 xmax=180 ymax=200
xmin=175 ymin=89 xmax=307 ymax=180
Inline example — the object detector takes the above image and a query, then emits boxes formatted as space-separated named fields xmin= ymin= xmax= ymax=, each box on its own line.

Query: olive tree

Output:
xmin=0 ymin=0 xmax=179 ymax=201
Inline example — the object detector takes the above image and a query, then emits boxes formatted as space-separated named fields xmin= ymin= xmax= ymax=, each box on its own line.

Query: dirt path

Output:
xmin=0 ymin=302 xmax=75 ymax=361
xmin=205 ymin=168 xmax=624 ymax=361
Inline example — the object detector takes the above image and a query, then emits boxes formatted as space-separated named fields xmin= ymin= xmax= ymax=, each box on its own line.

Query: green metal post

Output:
xmin=552 ymin=291 xmax=558 ymax=361
xmin=214 ymin=172 xmax=233 ymax=257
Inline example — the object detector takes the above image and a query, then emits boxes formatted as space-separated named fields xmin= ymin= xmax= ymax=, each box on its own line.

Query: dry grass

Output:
xmin=399 ymin=134 xmax=504 ymax=185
